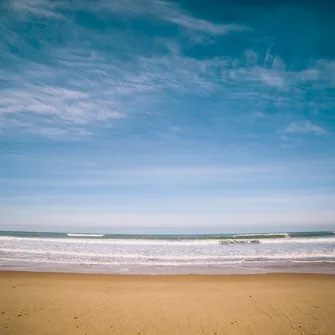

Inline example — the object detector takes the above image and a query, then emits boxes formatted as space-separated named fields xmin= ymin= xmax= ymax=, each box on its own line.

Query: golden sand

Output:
xmin=1 ymin=272 xmax=334 ymax=334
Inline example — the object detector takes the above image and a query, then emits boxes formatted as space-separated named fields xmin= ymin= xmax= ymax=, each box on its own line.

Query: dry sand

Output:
xmin=0 ymin=272 xmax=334 ymax=334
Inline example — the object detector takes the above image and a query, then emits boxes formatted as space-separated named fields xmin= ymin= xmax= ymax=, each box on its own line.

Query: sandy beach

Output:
xmin=0 ymin=272 xmax=334 ymax=335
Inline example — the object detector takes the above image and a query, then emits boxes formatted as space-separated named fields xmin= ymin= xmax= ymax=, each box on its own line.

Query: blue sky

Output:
xmin=0 ymin=0 xmax=334 ymax=233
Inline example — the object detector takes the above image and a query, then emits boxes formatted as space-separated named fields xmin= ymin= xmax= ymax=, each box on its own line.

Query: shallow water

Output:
xmin=0 ymin=231 xmax=334 ymax=274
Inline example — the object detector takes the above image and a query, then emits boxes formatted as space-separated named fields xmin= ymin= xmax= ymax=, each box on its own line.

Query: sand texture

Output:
xmin=0 ymin=272 xmax=334 ymax=334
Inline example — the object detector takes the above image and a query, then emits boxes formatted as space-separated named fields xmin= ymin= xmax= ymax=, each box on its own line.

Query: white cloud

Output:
xmin=254 ymin=112 xmax=268 ymax=118
xmin=259 ymin=70 xmax=285 ymax=87
xmin=0 ymin=84 xmax=126 ymax=125
xmin=286 ymin=121 xmax=328 ymax=136
xmin=0 ymin=37 xmax=232 ymax=135
xmin=28 ymin=126 xmax=92 ymax=139
xmin=166 ymin=15 xmax=247 ymax=35
xmin=296 ymin=60 xmax=335 ymax=90
xmin=280 ymin=143 xmax=292 ymax=149
xmin=8 ymin=0 xmax=67 ymax=19
xmin=6 ymin=0 xmax=249 ymax=37
xmin=1 ymin=0 xmax=334 ymax=140
xmin=2 ymin=44 xmax=334 ymax=138
xmin=92 ymin=0 xmax=249 ymax=36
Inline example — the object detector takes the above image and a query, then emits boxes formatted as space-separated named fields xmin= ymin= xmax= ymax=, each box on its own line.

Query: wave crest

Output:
xmin=220 ymin=239 xmax=260 ymax=245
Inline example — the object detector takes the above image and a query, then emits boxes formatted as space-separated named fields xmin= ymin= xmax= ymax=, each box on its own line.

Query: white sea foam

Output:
xmin=1 ymin=234 xmax=334 ymax=274
xmin=1 ymin=256 xmax=334 ymax=267
xmin=1 ymin=247 xmax=334 ymax=261
xmin=260 ymin=237 xmax=335 ymax=244
xmin=1 ymin=236 xmax=334 ymax=246
xmin=0 ymin=236 xmax=220 ymax=246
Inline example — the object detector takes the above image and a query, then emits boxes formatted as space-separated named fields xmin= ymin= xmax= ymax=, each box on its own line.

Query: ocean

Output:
xmin=0 ymin=231 xmax=334 ymax=274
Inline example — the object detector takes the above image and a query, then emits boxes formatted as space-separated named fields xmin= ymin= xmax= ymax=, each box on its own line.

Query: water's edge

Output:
xmin=1 ymin=262 xmax=334 ymax=275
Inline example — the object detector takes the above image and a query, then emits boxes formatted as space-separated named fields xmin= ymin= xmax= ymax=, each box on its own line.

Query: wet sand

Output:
xmin=0 ymin=271 xmax=334 ymax=334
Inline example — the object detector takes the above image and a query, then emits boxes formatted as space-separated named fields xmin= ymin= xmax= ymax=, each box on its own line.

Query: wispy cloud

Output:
xmin=280 ymin=143 xmax=292 ymax=149
xmin=299 ymin=59 xmax=335 ymax=88
xmin=90 ymin=0 xmax=249 ymax=36
xmin=1 ymin=0 xmax=334 ymax=141
xmin=2 ymin=158 xmax=335 ymax=189
xmin=0 ymin=83 xmax=125 ymax=123
xmin=285 ymin=121 xmax=328 ymax=136
xmin=7 ymin=0 xmax=67 ymax=19
xmin=2 ymin=43 xmax=334 ymax=138
xmin=6 ymin=0 xmax=249 ymax=36
xmin=259 ymin=69 xmax=285 ymax=88
xmin=0 ymin=164 xmax=287 ymax=187
xmin=28 ymin=126 xmax=92 ymax=139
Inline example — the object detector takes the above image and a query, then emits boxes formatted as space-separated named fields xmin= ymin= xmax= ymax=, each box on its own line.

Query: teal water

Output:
xmin=0 ymin=230 xmax=333 ymax=239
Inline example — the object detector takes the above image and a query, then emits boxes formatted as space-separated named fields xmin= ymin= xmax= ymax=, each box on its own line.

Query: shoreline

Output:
xmin=1 ymin=270 xmax=335 ymax=282
xmin=1 ymin=271 xmax=334 ymax=334
xmin=1 ymin=260 xmax=334 ymax=275
xmin=1 ymin=270 xmax=335 ymax=278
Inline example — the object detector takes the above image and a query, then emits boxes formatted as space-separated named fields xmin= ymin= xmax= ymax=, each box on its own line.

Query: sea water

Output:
xmin=0 ymin=231 xmax=334 ymax=274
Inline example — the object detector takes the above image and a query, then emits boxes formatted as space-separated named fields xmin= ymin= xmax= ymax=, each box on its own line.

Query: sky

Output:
xmin=0 ymin=0 xmax=335 ymax=233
